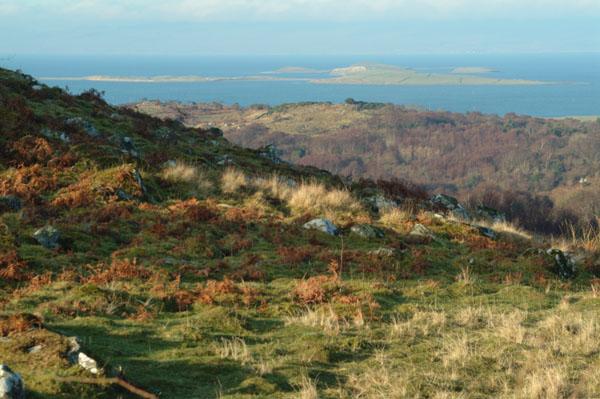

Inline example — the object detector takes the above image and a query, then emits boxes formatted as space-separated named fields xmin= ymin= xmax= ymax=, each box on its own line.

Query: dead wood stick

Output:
xmin=56 ymin=376 xmax=159 ymax=399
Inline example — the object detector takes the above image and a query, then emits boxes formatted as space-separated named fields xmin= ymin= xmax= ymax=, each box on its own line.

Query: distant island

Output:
xmin=40 ymin=63 xmax=550 ymax=86
xmin=451 ymin=66 xmax=497 ymax=74
xmin=311 ymin=64 xmax=547 ymax=86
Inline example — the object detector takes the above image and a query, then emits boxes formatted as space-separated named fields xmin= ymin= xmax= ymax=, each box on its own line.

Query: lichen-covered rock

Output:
xmin=121 ymin=136 xmax=140 ymax=158
xmin=350 ymin=224 xmax=385 ymax=239
xmin=78 ymin=352 xmax=100 ymax=374
xmin=547 ymin=248 xmax=576 ymax=279
xmin=410 ymin=223 xmax=434 ymax=238
xmin=33 ymin=226 xmax=60 ymax=249
xmin=432 ymin=194 xmax=471 ymax=220
xmin=0 ymin=196 xmax=22 ymax=213
xmin=258 ymin=144 xmax=286 ymax=164
xmin=0 ymin=365 xmax=24 ymax=399
xmin=303 ymin=218 xmax=338 ymax=235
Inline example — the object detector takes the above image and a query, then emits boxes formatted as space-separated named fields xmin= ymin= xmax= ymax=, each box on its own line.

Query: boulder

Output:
xmin=303 ymin=218 xmax=338 ymax=236
xmin=132 ymin=169 xmax=147 ymax=195
xmin=547 ymin=249 xmax=576 ymax=279
xmin=410 ymin=223 xmax=434 ymax=238
xmin=0 ymin=365 xmax=24 ymax=399
xmin=350 ymin=224 xmax=385 ymax=239
xmin=41 ymin=127 xmax=70 ymax=143
xmin=0 ymin=196 xmax=22 ymax=213
xmin=33 ymin=226 xmax=60 ymax=249
xmin=431 ymin=194 xmax=470 ymax=220
xmin=78 ymin=352 xmax=100 ymax=375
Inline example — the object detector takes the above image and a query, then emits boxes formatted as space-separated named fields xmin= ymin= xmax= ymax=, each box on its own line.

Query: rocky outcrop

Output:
xmin=547 ymin=249 xmax=576 ymax=279
xmin=431 ymin=194 xmax=470 ymax=220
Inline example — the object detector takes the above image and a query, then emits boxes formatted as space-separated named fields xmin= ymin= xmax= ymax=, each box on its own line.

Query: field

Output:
xmin=2 ymin=67 xmax=600 ymax=398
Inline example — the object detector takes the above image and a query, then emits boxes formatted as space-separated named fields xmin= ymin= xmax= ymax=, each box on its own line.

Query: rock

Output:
xmin=477 ymin=226 xmax=497 ymax=240
xmin=547 ymin=249 xmax=576 ymax=279
xmin=476 ymin=205 xmax=506 ymax=223
xmin=78 ymin=352 xmax=100 ymax=374
xmin=33 ymin=226 xmax=60 ymax=249
xmin=65 ymin=117 xmax=99 ymax=137
xmin=0 ymin=196 xmax=22 ymax=213
xmin=450 ymin=207 xmax=471 ymax=221
xmin=258 ymin=144 xmax=285 ymax=164
xmin=208 ymin=127 xmax=224 ymax=137
xmin=27 ymin=345 xmax=42 ymax=354
xmin=217 ymin=155 xmax=233 ymax=166
xmin=303 ymin=218 xmax=338 ymax=235
xmin=431 ymin=194 xmax=471 ymax=220
xmin=132 ymin=169 xmax=147 ymax=195
xmin=368 ymin=247 xmax=395 ymax=257
xmin=365 ymin=195 xmax=397 ymax=212
xmin=410 ymin=223 xmax=434 ymax=238
xmin=115 ymin=189 xmax=133 ymax=201
xmin=350 ymin=224 xmax=385 ymax=239
xmin=0 ymin=365 xmax=24 ymax=399
xmin=121 ymin=136 xmax=140 ymax=158
xmin=66 ymin=337 xmax=101 ymax=375
xmin=154 ymin=126 xmax=174 ymax=140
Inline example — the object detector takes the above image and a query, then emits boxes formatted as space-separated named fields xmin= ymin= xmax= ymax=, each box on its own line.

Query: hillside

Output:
xmin=129 ymin=100 xmax=600 ymax=233
xmin=1 ymin=68 xmax=600 ymax=398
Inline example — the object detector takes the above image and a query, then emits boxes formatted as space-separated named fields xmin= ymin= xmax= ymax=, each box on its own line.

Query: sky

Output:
xmin=0 ymin=0 xmax=599 ymax=55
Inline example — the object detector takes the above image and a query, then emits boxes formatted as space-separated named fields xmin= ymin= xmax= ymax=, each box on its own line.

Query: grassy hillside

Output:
xmin=2 ymin=68 xmax=600 ymax=398
xmin=129 ymin=100 xmax=600 ymax=233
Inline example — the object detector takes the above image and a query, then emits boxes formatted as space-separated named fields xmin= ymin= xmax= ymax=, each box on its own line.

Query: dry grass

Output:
xmin=439 ymin=333 xmax=471 ymax=368
xmin=285 ymin=306 xmax=343 ymax=336
xmin=564 ymin=220 xmax=600 ymax=253
xmin=297 ymin=374 xmax=319 ymax=399
xmin=378 ymin=207 xmax=413 ymax=231
xmin=390 ymin=309 xmax=447 ymax=338
xmin=214 ymin=337 xmax=252 ymax=365
xmin=347 ymin=351 xmax=410 ymax=398
xmin=476 ymin=219 xmax=532 ymax=240
xmin=287 ymin=181 xmax=363 ymax=218
xmin=221 ymin=167 xmax=248 ymax=193
xmin=161 ymin=160 xmax=213 ymax=195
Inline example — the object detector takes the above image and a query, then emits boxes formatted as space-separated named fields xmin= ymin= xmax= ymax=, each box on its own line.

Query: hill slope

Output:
xmin=1 ymin=68 xmax=600 ymax=398
xmin=129 ymin=100 xmax=600 ymax=232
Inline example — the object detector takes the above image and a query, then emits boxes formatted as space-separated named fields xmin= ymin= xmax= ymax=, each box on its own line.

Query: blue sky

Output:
xmin=1 ymin=0 xmax=599 ymax=55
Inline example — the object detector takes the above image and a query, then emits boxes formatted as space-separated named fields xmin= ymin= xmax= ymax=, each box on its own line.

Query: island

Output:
xmin=451 ymin=67 xmax=497 ymax=74
xmin=311 ymin=64 xmax=547 ymax=86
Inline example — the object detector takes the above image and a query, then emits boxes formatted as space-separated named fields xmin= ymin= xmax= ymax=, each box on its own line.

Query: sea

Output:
xmin=2 ymin=53 xmax=599 ymax=117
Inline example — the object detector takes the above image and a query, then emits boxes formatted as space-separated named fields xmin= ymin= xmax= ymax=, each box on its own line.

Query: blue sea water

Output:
xmin=2 ymin=53 xmax=599 ymax=117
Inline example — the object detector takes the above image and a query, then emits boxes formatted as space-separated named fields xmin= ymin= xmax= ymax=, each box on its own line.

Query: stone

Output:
xmin=350 ymin=224 xmax=385 ymax=239
xmin=477 ymin=226 xmax=497 ymax=240
xmin=365 ymin=195 xmax=397 ymax=212
xmin=27 ymin=345 xmax=42 ymax=354
xmin=303 ymin=218 xmax=338 ymax=235
xmin=41 ymin=127 xmax=70 ymax=143
xmin=368 ymin=247 xmax=395 ymax=257
xmin=547 ymin=249 xmax=576 ymax=279
xmin=217 ymin=155 xmax=233 ymax=166
xmin=0 ymin=365 xmax=24 ymax=399
xmin=121 ymin=136 xmax=140 ymax=158
xmin=431 ymin=194 xmax=461 ymax=210
xmin=33 ymin=226 xmax=60 ymax=249
xmin=78 ymin=352 xmax=100 ymax=375
xmin=410 ymin=223 xmax=434 ymax=238
xmin=0 ymin=196 xmax=22 ymax=213
xmin=132 ymin=169 xmax=147 ymax=195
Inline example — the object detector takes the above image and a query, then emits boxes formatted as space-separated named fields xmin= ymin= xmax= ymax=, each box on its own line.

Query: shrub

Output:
xmin=221 ymin=167 xmax=248 ymax=193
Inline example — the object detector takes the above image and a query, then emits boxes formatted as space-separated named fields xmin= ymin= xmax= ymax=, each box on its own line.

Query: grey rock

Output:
xmin=115 ymin=189 xmax=133 ymax=201
xmin=258 ymin=144 xmax=286 ymax=164
xmin=33 ymin=226 xmax=60 ymax=249
xmin=431 ymin=194 xmax=461 ymax=210
xmin=365 ymin=195 xmax=397 ymax=212
xmin=32 ymin=84 xmax=43 ymax=91
xmin=217 ymin=155 xmax=233 ymax=166
xmin=450 ymin=207 xmax=471 ymax=221
xmin=350 ymin=224 xmax=385 ymax=239
xmin=547 ymin=249 xmax=576 ymax=279
xmin=121 ymin=136 xmax=140 ymax=158
xmin=41 ymin=127 xmax=70 ymax=143
xmin=132 ymin=169 xmax=147 ymax=195
xmin=409 ymin=223 xmax=434 ymax=238
xmin=0 ymin=196 xmax=22 ymax=213
xmin=0 ymin=364 xmax=24 ymax=399
xmin=368 ymin=247 xmax=395 ymax=257
xmin=303 ymin=218 xmax=338 ymax=236
xmin=477 ymin=226 xmax=497 ymax=240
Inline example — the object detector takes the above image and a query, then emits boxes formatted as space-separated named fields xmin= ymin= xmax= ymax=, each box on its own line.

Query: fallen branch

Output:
xmin=56 ymin=376 xmax=159 ymax=399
